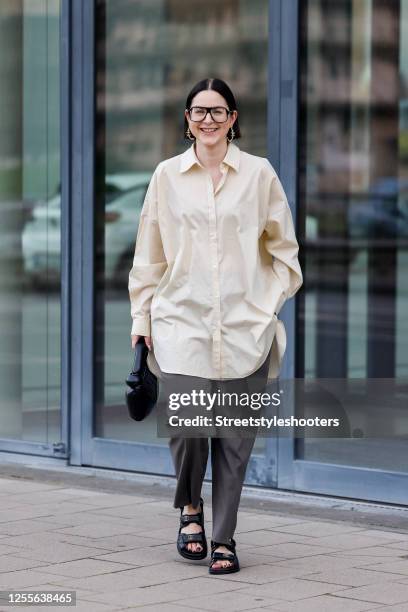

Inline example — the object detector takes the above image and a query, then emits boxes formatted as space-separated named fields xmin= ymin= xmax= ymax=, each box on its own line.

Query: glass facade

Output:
xmin=1 ymin=0 xmax=407 ymax=504
xmin=297 ymin=0 xmax=408 ymax=471
xmin=0 ymin=0 xmax=61 ymax=445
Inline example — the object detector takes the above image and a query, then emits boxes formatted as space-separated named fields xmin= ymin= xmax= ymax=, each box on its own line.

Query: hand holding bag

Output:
xmin=125 ymin=337 xmax=158 ymax=421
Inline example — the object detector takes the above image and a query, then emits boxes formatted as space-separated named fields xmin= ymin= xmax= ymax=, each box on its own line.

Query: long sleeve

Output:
xmin=261 ymin=164 xmax=303 ymax=315
xmin=128 ymin=168 xmax=167 ymax=337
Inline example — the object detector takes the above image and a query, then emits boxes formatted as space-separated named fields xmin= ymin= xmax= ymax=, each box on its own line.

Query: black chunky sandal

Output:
xmin=177 ymin=497 xmax=207 ymax=561
xmin=209 ymin=538 xmax=240 ymax=574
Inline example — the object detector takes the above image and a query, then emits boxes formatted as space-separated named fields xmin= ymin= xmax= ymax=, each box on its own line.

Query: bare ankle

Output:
xmin=184 ymin=503 xmax=200 ymax=514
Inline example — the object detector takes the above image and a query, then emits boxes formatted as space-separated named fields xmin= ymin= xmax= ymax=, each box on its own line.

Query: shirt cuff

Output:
xmin=130 ymin=315 xmax=151 ymax=337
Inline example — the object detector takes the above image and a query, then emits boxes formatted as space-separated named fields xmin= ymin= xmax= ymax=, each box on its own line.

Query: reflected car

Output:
xmin=22 ymin=173 xmax=151 ymax=289
xmin=348 ymin=177 xmax=408 ymax=238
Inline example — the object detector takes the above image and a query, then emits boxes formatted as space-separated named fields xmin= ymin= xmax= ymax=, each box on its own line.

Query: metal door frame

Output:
xmin=0 ymin=0 xmax=69 ymax=459
xmin=66 ymin=0 xmax=197 ymax=476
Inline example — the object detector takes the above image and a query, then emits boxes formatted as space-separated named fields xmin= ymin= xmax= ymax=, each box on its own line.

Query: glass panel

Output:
xmin=298 ymin=0 xmax=408 ymax=470
xmin=0 ymin=0 xmax=61 ymax=444
xmin=94 ymin=0 xmax=269 ymax=468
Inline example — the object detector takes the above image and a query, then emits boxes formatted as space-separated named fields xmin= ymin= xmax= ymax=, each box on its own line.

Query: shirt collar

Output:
xmin=179 ymin=141 xmax=241 ymax=173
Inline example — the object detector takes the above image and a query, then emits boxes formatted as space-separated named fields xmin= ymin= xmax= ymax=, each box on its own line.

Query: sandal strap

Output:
xmin=180 ymin=513 xmax=202 ymax=526
xmin=211 ymin=538 xmax=236 ymax=554
xmin=211 ymin=551 xmax=235 ymax=561
xmin=178 ymin=532 xmax=204 ymax=544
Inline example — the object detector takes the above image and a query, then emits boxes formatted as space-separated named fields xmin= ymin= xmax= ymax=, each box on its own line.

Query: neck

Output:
xmin=194 ymin=139 xmax=229 ymax=169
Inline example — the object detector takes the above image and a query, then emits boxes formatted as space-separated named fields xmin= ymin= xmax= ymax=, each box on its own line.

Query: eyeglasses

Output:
xmin=187 ymin=106 xmax=232 ymax=123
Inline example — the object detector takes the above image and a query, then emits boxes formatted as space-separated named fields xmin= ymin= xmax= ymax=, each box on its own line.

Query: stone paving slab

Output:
xmin=36 ymin=558 xmax=136 ymax=579
xmin=258 ymin=593 xmax=383 ymax=611
xmin=234 ymin=514 xmax=306 ymax=532
xmin=232 ymin=577 xmax=350 ymax=601
xmin=330 ymin=546 xmax=408 ymax=558
xmin=0 ymin=474 xmax=408 ymax=611
xmin=270 ymin=520 xmax=364 ymax=538
xmin=337 ymin=581 xmax=408 ymax=605
xmin=42 ymin=561 xmax=206 ymax=592
xmin=178 ymin=589 xmax=284 ymax=610
xmin=0 ymin=555 xmax=46 ymax=574
xmin=355 ymin=529 xmax=408 ymax=543
xmin=49 ymin=532 xmax=165 ymax=551
xmin=1 ymin=602 xmax=123 ymax=612
xmin=0 ymin=519 xmax=72 ymax=537
xmin=0 ymin=481 xmax=62 ymax=494
xmin=233 ymin=529 xmax=316 ymax=547
xmin=50 ymin=520 xmax=151 ymax=540
xmin=373 ymin=605 xmax=408 ymax=612
xmin=361 ymin=560 xmax=408 ymax=576
xmin=385 ymin=541 xmax=408 ymax=550
xmin=5 ymin=539 xmax=117 ymax=564
xmin=391 ymin=576 xmax=408 ymax=585
xmin=0 ymin=503 xmax=100 ymax=523
xmin=295 ymin=566 xmax=400 ymax=587
xmin=309 ymin=533 xmax=408 ymax=550
xmin=76 ymin=577 xmax=248 ymax=608
xmin=128 ymin=605 xmax=192 ymax=612
xmin=0 ymin=569 xmax=76 ymax=590
xmin=244 ymin=541 xmax=340 ymax=559
xmin=85 ymin=542 xmax=284 ymax=570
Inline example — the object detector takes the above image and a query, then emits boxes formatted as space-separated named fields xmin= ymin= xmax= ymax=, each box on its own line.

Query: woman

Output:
xmin=129 ymin=78 xmax=303 ymax=574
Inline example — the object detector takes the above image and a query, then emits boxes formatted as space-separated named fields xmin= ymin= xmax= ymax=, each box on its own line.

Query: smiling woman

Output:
xmin=128 ymin=76 xmax=302 ymax=573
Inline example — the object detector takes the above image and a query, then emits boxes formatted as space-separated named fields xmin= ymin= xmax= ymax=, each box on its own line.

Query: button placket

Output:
xmin=214 ymin=164 xmax=228 ymax=196
xmin=207 ymin=173 xmax=223 ymax=377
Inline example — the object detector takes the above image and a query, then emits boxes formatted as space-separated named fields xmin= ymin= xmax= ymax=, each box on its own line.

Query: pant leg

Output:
xmin=169 ymin=436 xmax=209 ymax=510
xmin=210 ymin=348 xmax=272 ymax=543
xmin=157 ymin=367 xmax=212 ymax=510
xmin=210 ymin=435 xmax=257 ymax=543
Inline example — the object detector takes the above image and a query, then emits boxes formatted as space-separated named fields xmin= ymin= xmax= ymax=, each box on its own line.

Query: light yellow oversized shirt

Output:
xmin=128 ymin=141 xmax=303 ymax=381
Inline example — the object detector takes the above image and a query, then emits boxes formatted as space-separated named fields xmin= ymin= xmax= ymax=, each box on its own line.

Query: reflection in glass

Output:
xmin=297 ymin=0 xmax=408 ymax=470
xmin=0 ymin=0 xmax=61 ymax=443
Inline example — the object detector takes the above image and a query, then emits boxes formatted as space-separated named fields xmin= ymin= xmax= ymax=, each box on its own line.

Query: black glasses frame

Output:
xmin=187 ymin=106 xmax=233 ymax=123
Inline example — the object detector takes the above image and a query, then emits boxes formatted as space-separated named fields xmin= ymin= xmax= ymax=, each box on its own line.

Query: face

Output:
xmin=185 ymin=90 xmax=238 ymax=146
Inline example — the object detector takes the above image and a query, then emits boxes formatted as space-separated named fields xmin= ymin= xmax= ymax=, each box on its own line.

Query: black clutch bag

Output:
xmin=125 ymin=337 xmax=158 ymax=422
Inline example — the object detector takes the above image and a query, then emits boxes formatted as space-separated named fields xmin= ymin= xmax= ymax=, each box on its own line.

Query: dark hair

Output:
xmin=184 ymin=78 xmax=241 ymax=140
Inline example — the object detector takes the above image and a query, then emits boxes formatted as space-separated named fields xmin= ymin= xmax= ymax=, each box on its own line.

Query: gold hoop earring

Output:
xmin=227 ymin=127 xmax=235 ymax=143
xmin=186 ymin=127 xmax=195 ymax=141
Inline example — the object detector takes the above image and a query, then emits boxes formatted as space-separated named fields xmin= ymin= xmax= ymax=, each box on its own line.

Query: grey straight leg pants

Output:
xmin=158 ymin=348 xmax=272 ymax=545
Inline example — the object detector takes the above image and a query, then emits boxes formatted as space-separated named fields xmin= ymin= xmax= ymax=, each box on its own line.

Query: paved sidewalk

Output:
xmin=1 ymin=469 xmax=408 ymax=610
